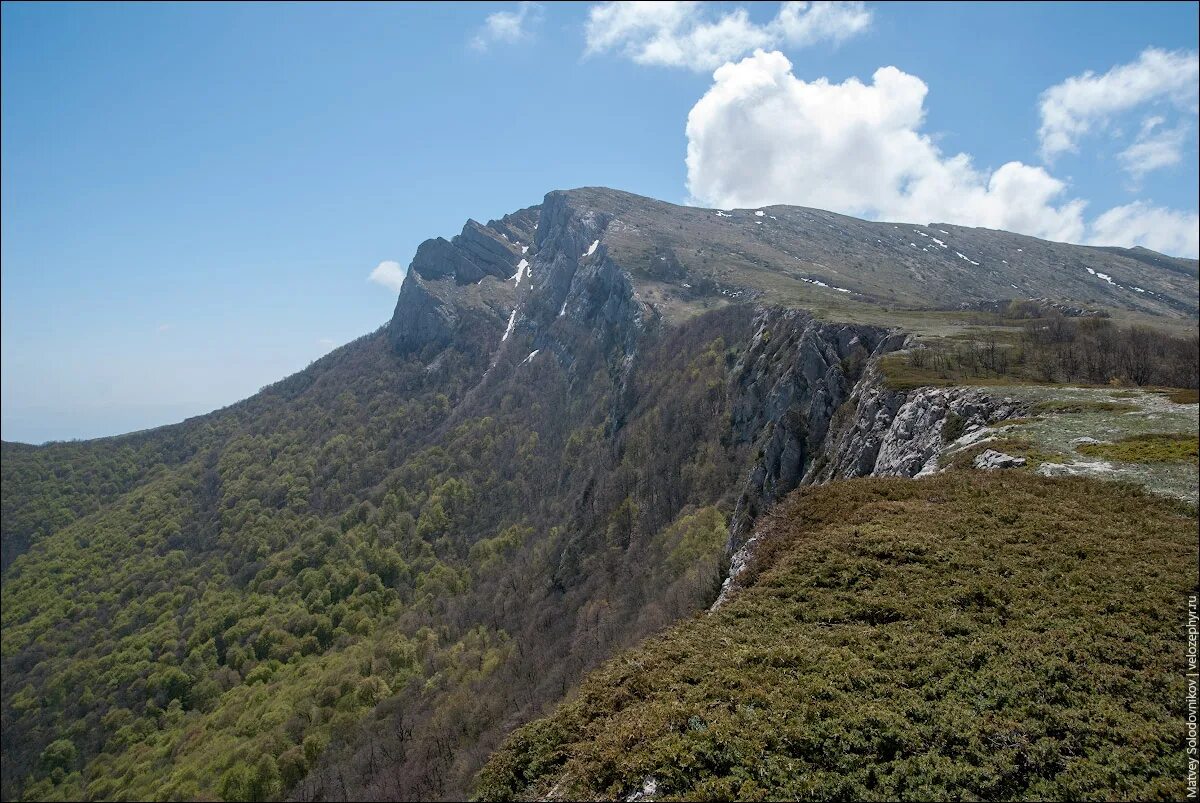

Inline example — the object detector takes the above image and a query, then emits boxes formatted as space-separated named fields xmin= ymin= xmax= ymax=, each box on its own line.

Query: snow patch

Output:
xmin=714 ymin=210 xmax=732 ymax=218
xmin=513 ymin=258 xmax=529 ymax=286
xmin=584 ymin=239 xmax=599 ymax=257
xmin=955 ymin=251 xmax=981 ymax=266
xmin=754 ymin=210 xmax=765 ymax=217
xmin=799 ymin=276 xmax=851 ymax=293
xmin=502 ymin=310 xmax=516 ymax=341
xmin=520 ymin=349 xmax=539 ymax=365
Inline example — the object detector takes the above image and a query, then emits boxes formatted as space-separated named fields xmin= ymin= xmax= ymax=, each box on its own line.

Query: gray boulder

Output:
xmin=974 ymin=449 xmax=1027 ymax=470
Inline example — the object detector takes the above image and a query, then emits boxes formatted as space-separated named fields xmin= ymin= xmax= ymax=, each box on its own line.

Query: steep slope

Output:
xmin=1 ymin=187 xmax=1196 ymax=803
xmin=477 ymin=473 xmax=1197 ymax=802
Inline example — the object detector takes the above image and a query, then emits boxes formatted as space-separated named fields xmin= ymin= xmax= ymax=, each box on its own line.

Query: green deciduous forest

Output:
xmin=2 ymin=306 xmax=774 ymax=802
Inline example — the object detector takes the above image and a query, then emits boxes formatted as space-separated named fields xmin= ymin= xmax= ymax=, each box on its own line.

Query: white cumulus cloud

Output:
xmin=686 ymin=50 xmax=1087 ymax=242
xmin=585 ymin=1 xmax=870 ymax=72
xmin=472 ymin=2 xmax=543 ymax=51
xmin=1088 ymin=202 xmax=1200 ymax=258
xmin=684 ymin=50 xmax=1199 ymax=257
xmin=368 ymin=260 xmax=407 ymax=292
xmin=1037 ymin=47 xmax=1199 ymax=168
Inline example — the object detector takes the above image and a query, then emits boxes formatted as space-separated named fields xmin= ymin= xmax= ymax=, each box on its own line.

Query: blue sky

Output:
xmin=2 ymin=1 xmax=1197 ymax=443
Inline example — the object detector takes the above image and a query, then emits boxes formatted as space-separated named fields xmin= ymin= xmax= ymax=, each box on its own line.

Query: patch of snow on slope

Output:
xmin=584 ymin=239 xmax=599 ymax=257
xmin=799 ymin=276 xmax=851 ymax=293
xmin=502 ymin=310 xmax=517 ymax=341
xmin=513 ymin=259 xmax=529 ymax=286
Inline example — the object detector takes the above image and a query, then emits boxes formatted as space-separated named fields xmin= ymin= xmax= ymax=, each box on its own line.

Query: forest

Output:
xmin=1 ymin=305 xmax=772 ymax=802
xmin=886 ymin=306 xmax=1199 ymax=392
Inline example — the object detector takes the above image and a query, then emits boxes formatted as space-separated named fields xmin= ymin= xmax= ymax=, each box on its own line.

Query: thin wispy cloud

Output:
xmin=1037 ymin=47 xmax=1199 ymax=178
xmin=471 ymin=2 xmax=544 ymax=51
xmin=584 ymin=1 xmax=871 ymax=72
xmin=1118 ymin=116 xmax=1191 ymax=180
xmin=368 ymin=260 xmax=407 ymax=292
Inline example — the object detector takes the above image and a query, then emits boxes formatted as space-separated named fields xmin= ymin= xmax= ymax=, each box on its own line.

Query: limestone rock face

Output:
xmin=407 ymin=214 xmax=535 ymax=285
xmin=723 ymin=310 xmax=901 ymax=541
xmin=974 ymin=449 xmax=1028 ymax=470
xmin=389 ymin=211 xmax=534 ymax=356
xmin=807 ymin=364 xmax=1026 ymax=482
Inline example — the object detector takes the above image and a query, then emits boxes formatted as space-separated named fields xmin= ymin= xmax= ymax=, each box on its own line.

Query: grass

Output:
xmin=1029 ymin=399 xmax=1138 ymax=415
xmin=993 ymin=417 xmax=1039 ymax=428
xmin=942 ymin=437 xmax=1064 ymax=472
xmin=1162 ymin=388 xmax=1199 ymax=404
xmin=1076 ymin=432 xmax=1199 ymax=463
xmin=476 ymin=473 xmax=1197 ymax=802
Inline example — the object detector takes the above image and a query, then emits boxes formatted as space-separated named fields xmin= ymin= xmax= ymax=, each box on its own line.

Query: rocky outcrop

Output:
xmin=805 ymin=363 xmax=1026 ymax=482
xmin=390 ymin=271 xmax=458 ymax=353
xmin=974 ymin=449 xmax=1027 ymax=470
xmin=389 ymin=214 xmax=534 ymax=356
xmin=408 ymin=213 xmax=536 ymax=285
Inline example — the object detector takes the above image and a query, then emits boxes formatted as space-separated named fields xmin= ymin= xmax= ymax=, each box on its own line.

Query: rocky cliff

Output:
xmin=806 ymin=361 xmax=1027 ymax=482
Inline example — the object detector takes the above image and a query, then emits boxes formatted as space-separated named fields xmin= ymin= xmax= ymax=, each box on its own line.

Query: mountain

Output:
xmin=2 ymin=188 xmax=1197 ymax=803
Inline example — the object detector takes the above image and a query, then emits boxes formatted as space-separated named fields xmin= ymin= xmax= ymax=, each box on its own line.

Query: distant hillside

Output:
xmin=478 ymin=472 xmax=1197 ymax=802
xmin=555 ymin=187 xmax=1199 ymax=322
